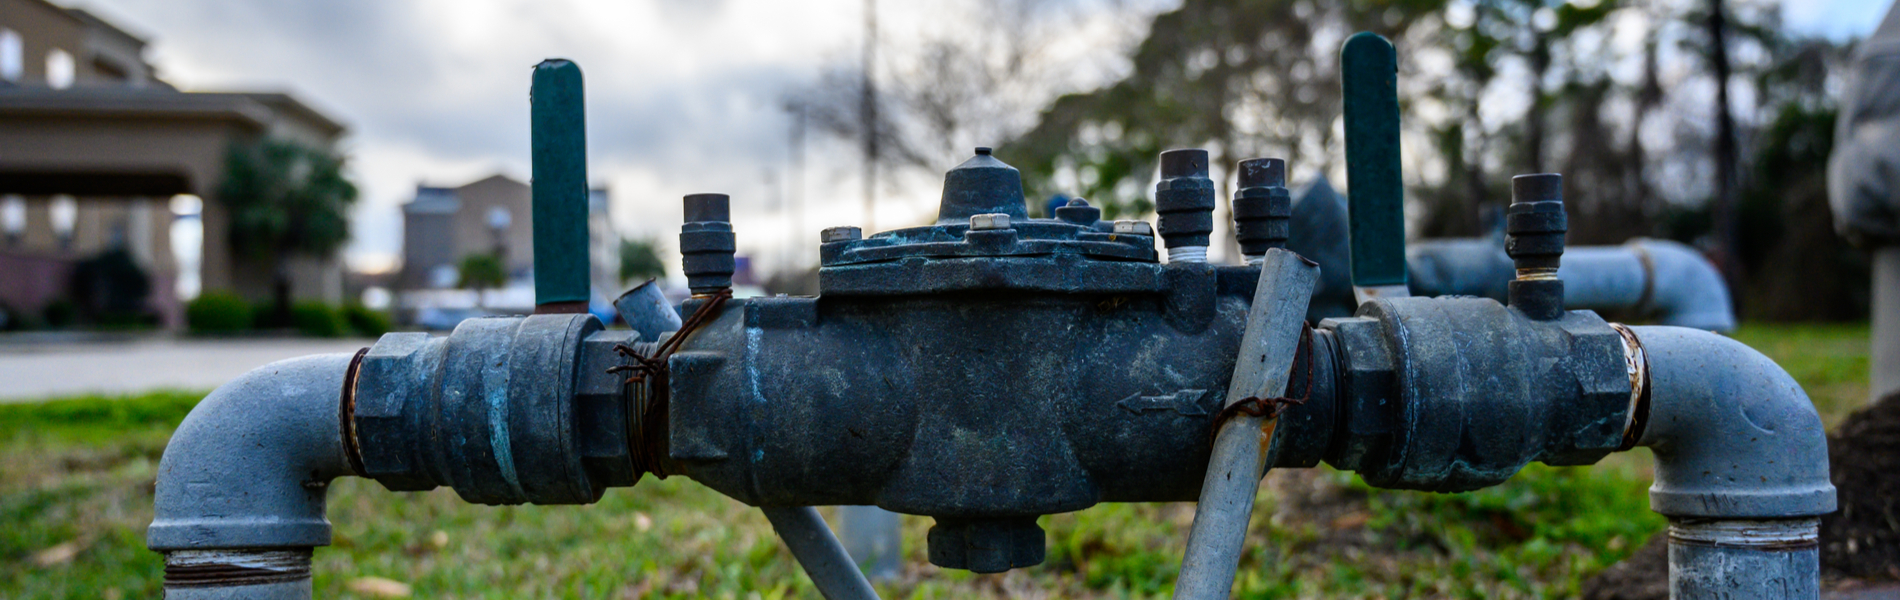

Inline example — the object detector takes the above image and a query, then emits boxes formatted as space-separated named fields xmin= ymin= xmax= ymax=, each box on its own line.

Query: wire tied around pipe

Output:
xmin=1208 ymin=324 xmax=1314 ymax=440
xmin=608 ymin=288 xmax=733 ymax=478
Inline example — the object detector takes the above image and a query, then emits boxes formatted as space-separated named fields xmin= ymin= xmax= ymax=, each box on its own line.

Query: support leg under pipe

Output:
xmin=1173 ymin=249 xmax=1318 ymax=599
xmin=762 ymin=506 xmax=880 ymax=600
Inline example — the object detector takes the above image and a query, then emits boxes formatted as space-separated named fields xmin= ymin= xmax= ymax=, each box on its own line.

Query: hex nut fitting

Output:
xmin=1234 ymin=157 xmax=1292 ymax=254
xmin=1154 ymin=148 xmax=1215 ymax=249
xmin=1506 ymin=173 xmax=1567 ymax=320
xmin=350 ymin=332 xmax=438 ymax=492
xmin=970 ymin=213 xmax=1012 ymax=231
xmin=352 ymin=315 xmax=622 ymax=505
xmin=681 ymin=193 xmax=737 ymax=295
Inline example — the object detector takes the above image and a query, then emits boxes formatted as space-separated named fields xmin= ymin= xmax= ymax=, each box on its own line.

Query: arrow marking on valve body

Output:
xmin=1115 ymin=390 xmax=1210 ymax=416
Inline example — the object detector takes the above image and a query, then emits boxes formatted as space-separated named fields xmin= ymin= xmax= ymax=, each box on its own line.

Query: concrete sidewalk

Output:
xmin=0 ymin=337 xmax=378 ymax=402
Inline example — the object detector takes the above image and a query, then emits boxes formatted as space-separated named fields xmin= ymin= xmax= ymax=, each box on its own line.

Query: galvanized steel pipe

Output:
xmin=1626 ymin=325 xmax=1836 ymax=599
xmin=1408 ymin=238 xmax=1737 ymax=331
xmin=147 ymin=353 xmax=360 ymax=599
xmin=1173 ymin=248 xmax=1317 ymax=600
xmin=1667 ymin=518 xmax=1821 ymax=599
xmin=161 ymin=550 xmax=314 ymax=600
xmin=761 ymin=507 xmax=881 ymax=600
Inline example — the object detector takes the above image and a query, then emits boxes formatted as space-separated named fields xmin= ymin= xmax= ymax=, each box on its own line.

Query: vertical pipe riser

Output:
xmin=164 ymin=549 xmax=313 ymax=600
xmin=1173 ymin=249 xmax=1319 ymax=600
xmin=1668 ymin=519 xmax=1821 ymax=600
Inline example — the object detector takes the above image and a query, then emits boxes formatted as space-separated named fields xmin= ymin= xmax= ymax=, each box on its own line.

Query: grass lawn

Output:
xmin=0 ymin=322 xmax=1869 ymax=599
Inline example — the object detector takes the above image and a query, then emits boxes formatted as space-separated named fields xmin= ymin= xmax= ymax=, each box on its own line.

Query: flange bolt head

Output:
xmin=821 ymin=226 xmax=863 ymax=243
xmin=970 ymin=213 xmax=1013 ymax=231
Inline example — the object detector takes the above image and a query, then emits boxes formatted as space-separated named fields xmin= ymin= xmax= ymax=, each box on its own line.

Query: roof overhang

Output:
xmin=0 ymin=87 xmax=346 ymax=139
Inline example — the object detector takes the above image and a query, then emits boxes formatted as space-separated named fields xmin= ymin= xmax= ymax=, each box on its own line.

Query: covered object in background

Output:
xmin=1829 ymin=1 xmax=1900 ymax=403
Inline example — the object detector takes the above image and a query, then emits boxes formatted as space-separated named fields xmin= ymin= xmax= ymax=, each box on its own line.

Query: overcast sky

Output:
xmin=69 ymin=0 xmax=1893 ymax=279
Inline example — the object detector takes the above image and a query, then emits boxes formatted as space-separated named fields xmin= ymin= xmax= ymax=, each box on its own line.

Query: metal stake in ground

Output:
xmin=1173 ymin=247 xmax=1319 ymax=600
xmin=761 ymin=506 xmax=881 ymax=600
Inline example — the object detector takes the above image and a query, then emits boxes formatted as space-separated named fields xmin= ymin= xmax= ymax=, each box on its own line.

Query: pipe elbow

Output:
xmin=147 ymin=352 xmax=359 ymax=551
xmin=1630 ymin=326 xmax=1834 ymax=518
xmin=1630 ymin=239 xmax=1737 ymax=332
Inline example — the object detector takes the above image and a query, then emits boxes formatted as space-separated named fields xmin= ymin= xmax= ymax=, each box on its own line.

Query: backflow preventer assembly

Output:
xmin=148 ymin=35 xmax=1835 ymax=599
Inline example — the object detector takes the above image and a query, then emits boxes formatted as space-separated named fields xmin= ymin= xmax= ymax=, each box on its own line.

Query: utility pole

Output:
xmin=861 ymin=0 xmax=878 ymax=232
xmin=764 ymin=167 xmax=779 ymax=280
xmin=787 ymin=101 xmax=807 ymax=281
xmin=847 ymin=9 xmax=903 ymax=568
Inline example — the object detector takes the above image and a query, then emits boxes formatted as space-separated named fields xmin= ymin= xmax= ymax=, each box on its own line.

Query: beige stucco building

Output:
xmin=399 ymin=174 xmax=618 ymax=301
xmin=0 ymin=0 xmax=347 ymax=327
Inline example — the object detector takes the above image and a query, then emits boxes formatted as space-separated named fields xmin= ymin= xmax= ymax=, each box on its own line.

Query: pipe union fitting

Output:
xmin=351 ymin=314 xmax=637 ymax=505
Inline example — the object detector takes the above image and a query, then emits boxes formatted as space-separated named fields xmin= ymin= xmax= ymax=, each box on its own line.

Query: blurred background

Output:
xmin=0 ymin=0 xmax=1883 ymax=335
xmin=0 ymin=0 xmax=1891 ymax=597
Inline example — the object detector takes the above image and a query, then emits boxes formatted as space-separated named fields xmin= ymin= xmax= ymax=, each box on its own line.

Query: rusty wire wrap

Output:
xmin=340 ymin=346 xmax=371 ymax=478
xmin=609 ymin=289 xmax=733 ymax=477
xmin=1209 ymin=324 xmax=1314 ymax=438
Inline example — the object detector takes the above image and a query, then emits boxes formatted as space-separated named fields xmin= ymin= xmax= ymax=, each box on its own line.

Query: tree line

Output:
xmin=789 ymin=0 xmax=1867 ymax=320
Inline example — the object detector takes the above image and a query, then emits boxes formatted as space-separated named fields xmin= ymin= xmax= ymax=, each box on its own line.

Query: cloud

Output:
xmin=71 ymin=0 xmax=1165 ymax=277
xmin=73 ymin=0 xmax=856 ymax=267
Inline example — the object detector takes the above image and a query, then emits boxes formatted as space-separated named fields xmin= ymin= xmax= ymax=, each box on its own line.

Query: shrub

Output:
xmin=41 ymin=299 xmax=77 ymax=328
xmin=3 ymin=300 xmax=47 ymax=330
xmin=457 ymin=253 xmax=506 ymax=290
xmin=290 ymin=301 xmax=347 ymax=338
xmin=94 ymin=311 xmax=156 ymax=330
xmin=341 ymin=304 xmax=393 ymax=338
xmin=186 ymin=293 xmax=252 ymax=333
xmin=251 ymin=300 xmax=285 ymax=329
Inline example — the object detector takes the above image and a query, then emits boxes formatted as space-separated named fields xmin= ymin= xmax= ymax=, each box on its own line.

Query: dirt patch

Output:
xmin=1580 ymin=534 xmax=1668 ymax=600
xmin=1583 ymin=392 xmax=1900 ymax=599
xmin=1823 ymin=391 xmax=1900 ymax=581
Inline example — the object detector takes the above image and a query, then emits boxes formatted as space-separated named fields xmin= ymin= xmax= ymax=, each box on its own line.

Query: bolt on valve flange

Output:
xmin=815 ymin=148 xmax=1157 ymax=296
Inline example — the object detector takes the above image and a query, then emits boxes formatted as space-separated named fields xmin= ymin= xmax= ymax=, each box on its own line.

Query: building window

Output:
xmin=2 ymin=195 xmax=23 ymax=246
xmin=0 ymin=29 xmax=21 ymax=82
xmin=46 ymin=49 xmax=75 ymax=89
xmin=51 ymin=194 xmax=77 ymax=250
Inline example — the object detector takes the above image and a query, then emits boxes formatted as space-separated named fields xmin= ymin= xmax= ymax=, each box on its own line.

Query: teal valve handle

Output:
xmin=531 ymin=59 xmax=591 ymax=312
xmin=1340 ymin=33 xmax=1407 ymax=289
